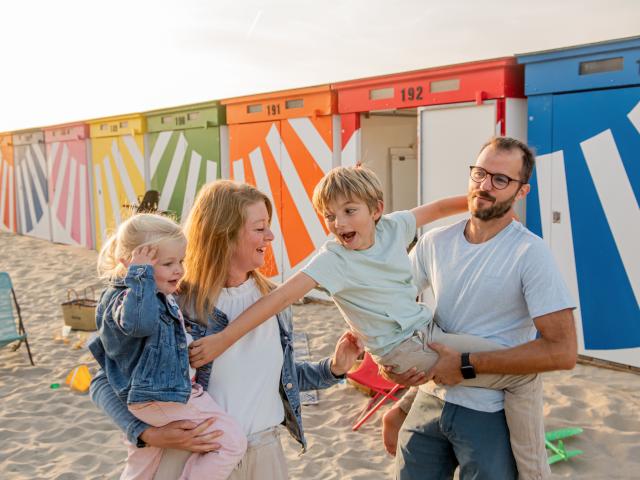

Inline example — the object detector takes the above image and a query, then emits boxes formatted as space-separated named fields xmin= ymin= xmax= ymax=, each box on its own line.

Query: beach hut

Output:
xmin=88 ymin=114 xmax=147 ymax=250
xmin=222 ymin=86 xmax=339 ymax=281
xmin=145 ymin=101 xmax=226 ymax=222
xmin=0 ymin=133 xmax=17 ymax=233
xmin=43 ymin=123 xmax=94 ymax=249
xmin=518 ymin=37 xmax=640 ymax=368
xmin=12 ymin=129 xmax=52 ymax=241
xmin=333 ymin=58 xmax=526 ymax=227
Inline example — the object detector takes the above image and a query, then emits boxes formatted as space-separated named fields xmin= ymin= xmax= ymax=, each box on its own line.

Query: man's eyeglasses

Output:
xmin=469 ymin=166 xmax=524 ymax=190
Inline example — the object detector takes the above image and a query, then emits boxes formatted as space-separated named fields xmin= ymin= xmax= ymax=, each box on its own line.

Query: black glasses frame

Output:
xmin=469 ymin=166 xmax=524 ymax=190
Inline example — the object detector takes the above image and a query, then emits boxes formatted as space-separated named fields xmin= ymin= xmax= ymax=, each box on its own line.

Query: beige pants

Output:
xmin=229 ymin=428 xmax=288 ymax=480
xmin=153 ymin=427 xmax=288 ymax=480
xmin=373 ymin=323 xmax=550 ymax=480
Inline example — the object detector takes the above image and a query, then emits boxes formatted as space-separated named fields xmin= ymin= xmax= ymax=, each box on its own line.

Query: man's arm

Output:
xmin=426 ymin=308 xmax=577 ymax=385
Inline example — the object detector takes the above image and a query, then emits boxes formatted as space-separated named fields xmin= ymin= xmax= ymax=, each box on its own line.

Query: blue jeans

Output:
xmin=396 ymin=390 xmax=517 ymax=480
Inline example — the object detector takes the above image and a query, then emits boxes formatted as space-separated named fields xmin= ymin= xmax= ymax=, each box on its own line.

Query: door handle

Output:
xmin=552 ymin=211 xmax=561 ymax=224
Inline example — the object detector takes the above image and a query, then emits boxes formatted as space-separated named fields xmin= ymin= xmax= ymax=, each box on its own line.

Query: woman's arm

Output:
xmin=189 ymin=271 xmax=317 ymax=367
xmin=411 ymin=195 xmax=467 ymax=229
xmin=90 ymin=369 xmax=222 ymax=452
xmin=90 ymin=369 xmax=149 ymax=445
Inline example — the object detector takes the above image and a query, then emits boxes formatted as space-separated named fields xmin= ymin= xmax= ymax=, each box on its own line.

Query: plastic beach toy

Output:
xmin=546 ymin=427 xmax=584 ymax=464
xmin=65 ymin=364 xmax=92 ymax=393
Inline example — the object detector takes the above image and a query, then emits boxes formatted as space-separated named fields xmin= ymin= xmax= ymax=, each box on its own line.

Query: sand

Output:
xmin=1 ymin=231 xmax=639 ymax=479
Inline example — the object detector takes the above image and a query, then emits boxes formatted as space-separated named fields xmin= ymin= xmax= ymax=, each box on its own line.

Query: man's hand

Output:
xmin=380 ymin=365 xmax=428 ymax=387
xmin=382 ymin=406 xmax=407 ymax=456
xmin=139 ymin=418 xmax=222 ymax=453
xmin=425 ymin=342 xmax=463 ymax=386
xmin=189 ymin=333 xmax=229 ymax=368
xmin=330 ymin=331 xmax=364 ymax=376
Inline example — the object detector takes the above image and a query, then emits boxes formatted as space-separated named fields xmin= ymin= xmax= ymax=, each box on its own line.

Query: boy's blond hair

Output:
xmin=97 ymin=213 xmax=185 ymax=280
xmin=312 ymin=165 xmax=383 ymax=214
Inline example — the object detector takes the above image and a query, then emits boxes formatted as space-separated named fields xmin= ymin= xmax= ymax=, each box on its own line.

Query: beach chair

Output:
xmin=347 ymin=352 xmax=402 ymax=431
xmin=0 ymin=272 xmax=35 ymax=365
xmin=122 ymin=190 xmax=168 ymax=215
xmin=136 ymin=190 xmax=161 ymax=213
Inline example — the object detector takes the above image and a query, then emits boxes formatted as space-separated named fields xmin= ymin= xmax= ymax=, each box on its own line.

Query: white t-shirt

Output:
xmin=411 ymin=219 xmax=575 ymax=412
xmin=208 ymin=277 xmax=284 ymax=435
xmin=302 ymin=210 xmax=433 ymax=356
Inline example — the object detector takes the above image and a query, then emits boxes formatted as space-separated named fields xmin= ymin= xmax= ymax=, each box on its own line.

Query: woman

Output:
xmin=90 ymin=180 xmax=362 ymax=479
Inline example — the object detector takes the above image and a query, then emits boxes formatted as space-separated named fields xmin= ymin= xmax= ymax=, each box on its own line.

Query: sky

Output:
xmin=1 ymin=0 xmax=638 ymax=132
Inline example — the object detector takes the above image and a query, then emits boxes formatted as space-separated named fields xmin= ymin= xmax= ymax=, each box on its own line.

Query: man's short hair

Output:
xmin=480 ymin=137 xmax=535 ymax=184
xmin=312 ymin=165 xmax=383 ymax=214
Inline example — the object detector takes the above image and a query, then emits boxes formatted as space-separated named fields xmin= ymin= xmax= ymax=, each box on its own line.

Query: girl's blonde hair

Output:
xmin=181 ymin=180 xmax=275 ymax=322
xmin=97 ymin=213 xmax=185 ymax=279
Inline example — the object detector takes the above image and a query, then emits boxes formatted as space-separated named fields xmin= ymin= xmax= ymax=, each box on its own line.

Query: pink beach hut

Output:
xmin=43 ymin=123 xmax=94 ymax=249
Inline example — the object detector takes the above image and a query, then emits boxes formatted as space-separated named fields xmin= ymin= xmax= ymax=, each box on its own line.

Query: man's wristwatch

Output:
xmin=460 ymin=352 xmax=476 ymax=379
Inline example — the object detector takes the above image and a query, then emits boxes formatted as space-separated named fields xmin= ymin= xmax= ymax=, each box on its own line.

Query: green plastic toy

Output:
xmin=545 ymin=427 xmax=584 ymax=464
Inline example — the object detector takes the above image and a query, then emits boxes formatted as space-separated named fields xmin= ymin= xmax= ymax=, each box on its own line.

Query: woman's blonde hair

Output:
xmin=97 ymin=213 xmax=185 ymax=279
xmin=180 ymin=180 xmax=275 ymax=322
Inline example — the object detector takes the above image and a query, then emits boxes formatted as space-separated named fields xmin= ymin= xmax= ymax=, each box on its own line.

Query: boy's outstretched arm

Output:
xmin=189 ymin=271 xmax=318 ymax=367
xmin=411 ymin=195 xmax=468 ymax=229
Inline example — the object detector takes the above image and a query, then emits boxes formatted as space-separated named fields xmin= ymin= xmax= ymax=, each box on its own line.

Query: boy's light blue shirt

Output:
xmin=302 ymin=210 xmax=433 ymax=356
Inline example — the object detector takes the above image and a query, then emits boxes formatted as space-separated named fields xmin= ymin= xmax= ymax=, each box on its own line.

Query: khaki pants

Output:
xmin=373 ymin=323 xmax=550 ymax=480
xmin=153 ymin=427 xmax=288 ymax=480
xmin=229 ymin=428 xmax=288 ymax=480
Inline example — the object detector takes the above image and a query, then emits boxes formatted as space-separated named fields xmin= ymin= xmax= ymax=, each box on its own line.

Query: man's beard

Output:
xmin=468 ymin=189 xmax=517 ymax=221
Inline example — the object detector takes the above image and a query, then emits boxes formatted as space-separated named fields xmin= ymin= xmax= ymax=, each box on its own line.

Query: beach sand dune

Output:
xmin=1 ymin=231 xmax=638 ymax=479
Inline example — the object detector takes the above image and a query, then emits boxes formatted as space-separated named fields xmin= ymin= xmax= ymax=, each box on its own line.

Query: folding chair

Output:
xmin=347 ymin=352 xmax=402 ymax=431
xmin=136 ymin=190 xmax=161 ymax=213
xmin=0 ymin=272 xmax=34 ymax=365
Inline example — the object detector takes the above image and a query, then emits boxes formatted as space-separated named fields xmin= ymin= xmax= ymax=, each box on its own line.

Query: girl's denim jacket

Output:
xmin=90 ymin=277 xmax=343 ymax=452
xmin=89 ymin=264 xmax=196 ymax=405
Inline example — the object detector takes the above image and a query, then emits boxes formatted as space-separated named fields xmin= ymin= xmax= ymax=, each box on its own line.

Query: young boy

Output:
xmin=190 ymin=166 xmax=544 ymax=479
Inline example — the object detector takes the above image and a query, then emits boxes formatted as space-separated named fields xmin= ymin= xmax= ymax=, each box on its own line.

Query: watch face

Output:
xmin=461 ymin=366 xmax=476 ymax=379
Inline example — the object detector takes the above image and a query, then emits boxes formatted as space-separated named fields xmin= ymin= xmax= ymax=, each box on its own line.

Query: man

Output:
xmin=383 ymin=137 xmax=577 ymax=480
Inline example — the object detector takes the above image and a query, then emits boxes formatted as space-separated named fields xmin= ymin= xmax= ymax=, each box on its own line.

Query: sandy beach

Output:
xmin=1 ymin=231 xmax=639 ymax=479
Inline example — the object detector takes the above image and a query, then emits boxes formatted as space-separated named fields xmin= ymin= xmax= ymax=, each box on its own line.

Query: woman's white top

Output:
xmin=209 ymin=277 xmax=285 ymax=436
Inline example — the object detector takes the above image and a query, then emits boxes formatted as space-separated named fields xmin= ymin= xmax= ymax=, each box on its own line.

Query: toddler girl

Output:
xmin=89 ymin=213 xmax=246 ymax=480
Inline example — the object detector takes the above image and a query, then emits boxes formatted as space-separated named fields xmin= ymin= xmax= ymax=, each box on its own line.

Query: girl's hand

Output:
xmin=189 ymin=333 xmax=230 ymax=368
xmin=129 ymin=245 xmax=158 ymax=267
xmin=330 ymin=331 xmax=364 ymax=376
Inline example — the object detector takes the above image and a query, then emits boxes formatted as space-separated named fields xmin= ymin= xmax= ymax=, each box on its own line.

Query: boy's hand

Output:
xmin=129 ymin=245 xmax=158 ymax=267
xmin=189 ymin=332 xmax=230 ymax=368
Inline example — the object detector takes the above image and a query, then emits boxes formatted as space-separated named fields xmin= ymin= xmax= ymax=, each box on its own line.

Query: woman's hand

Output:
xmin=139 ymin=418 xmax=222 ymax=453
xmin=189 ymin=333 xmax=229 ymax=368
xmin=330 ymin=331 xmax=364 ymax=376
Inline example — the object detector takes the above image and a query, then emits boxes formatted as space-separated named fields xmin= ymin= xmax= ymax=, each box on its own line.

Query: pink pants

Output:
xmin=122 ymin=385 xmax=247 ymax=480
